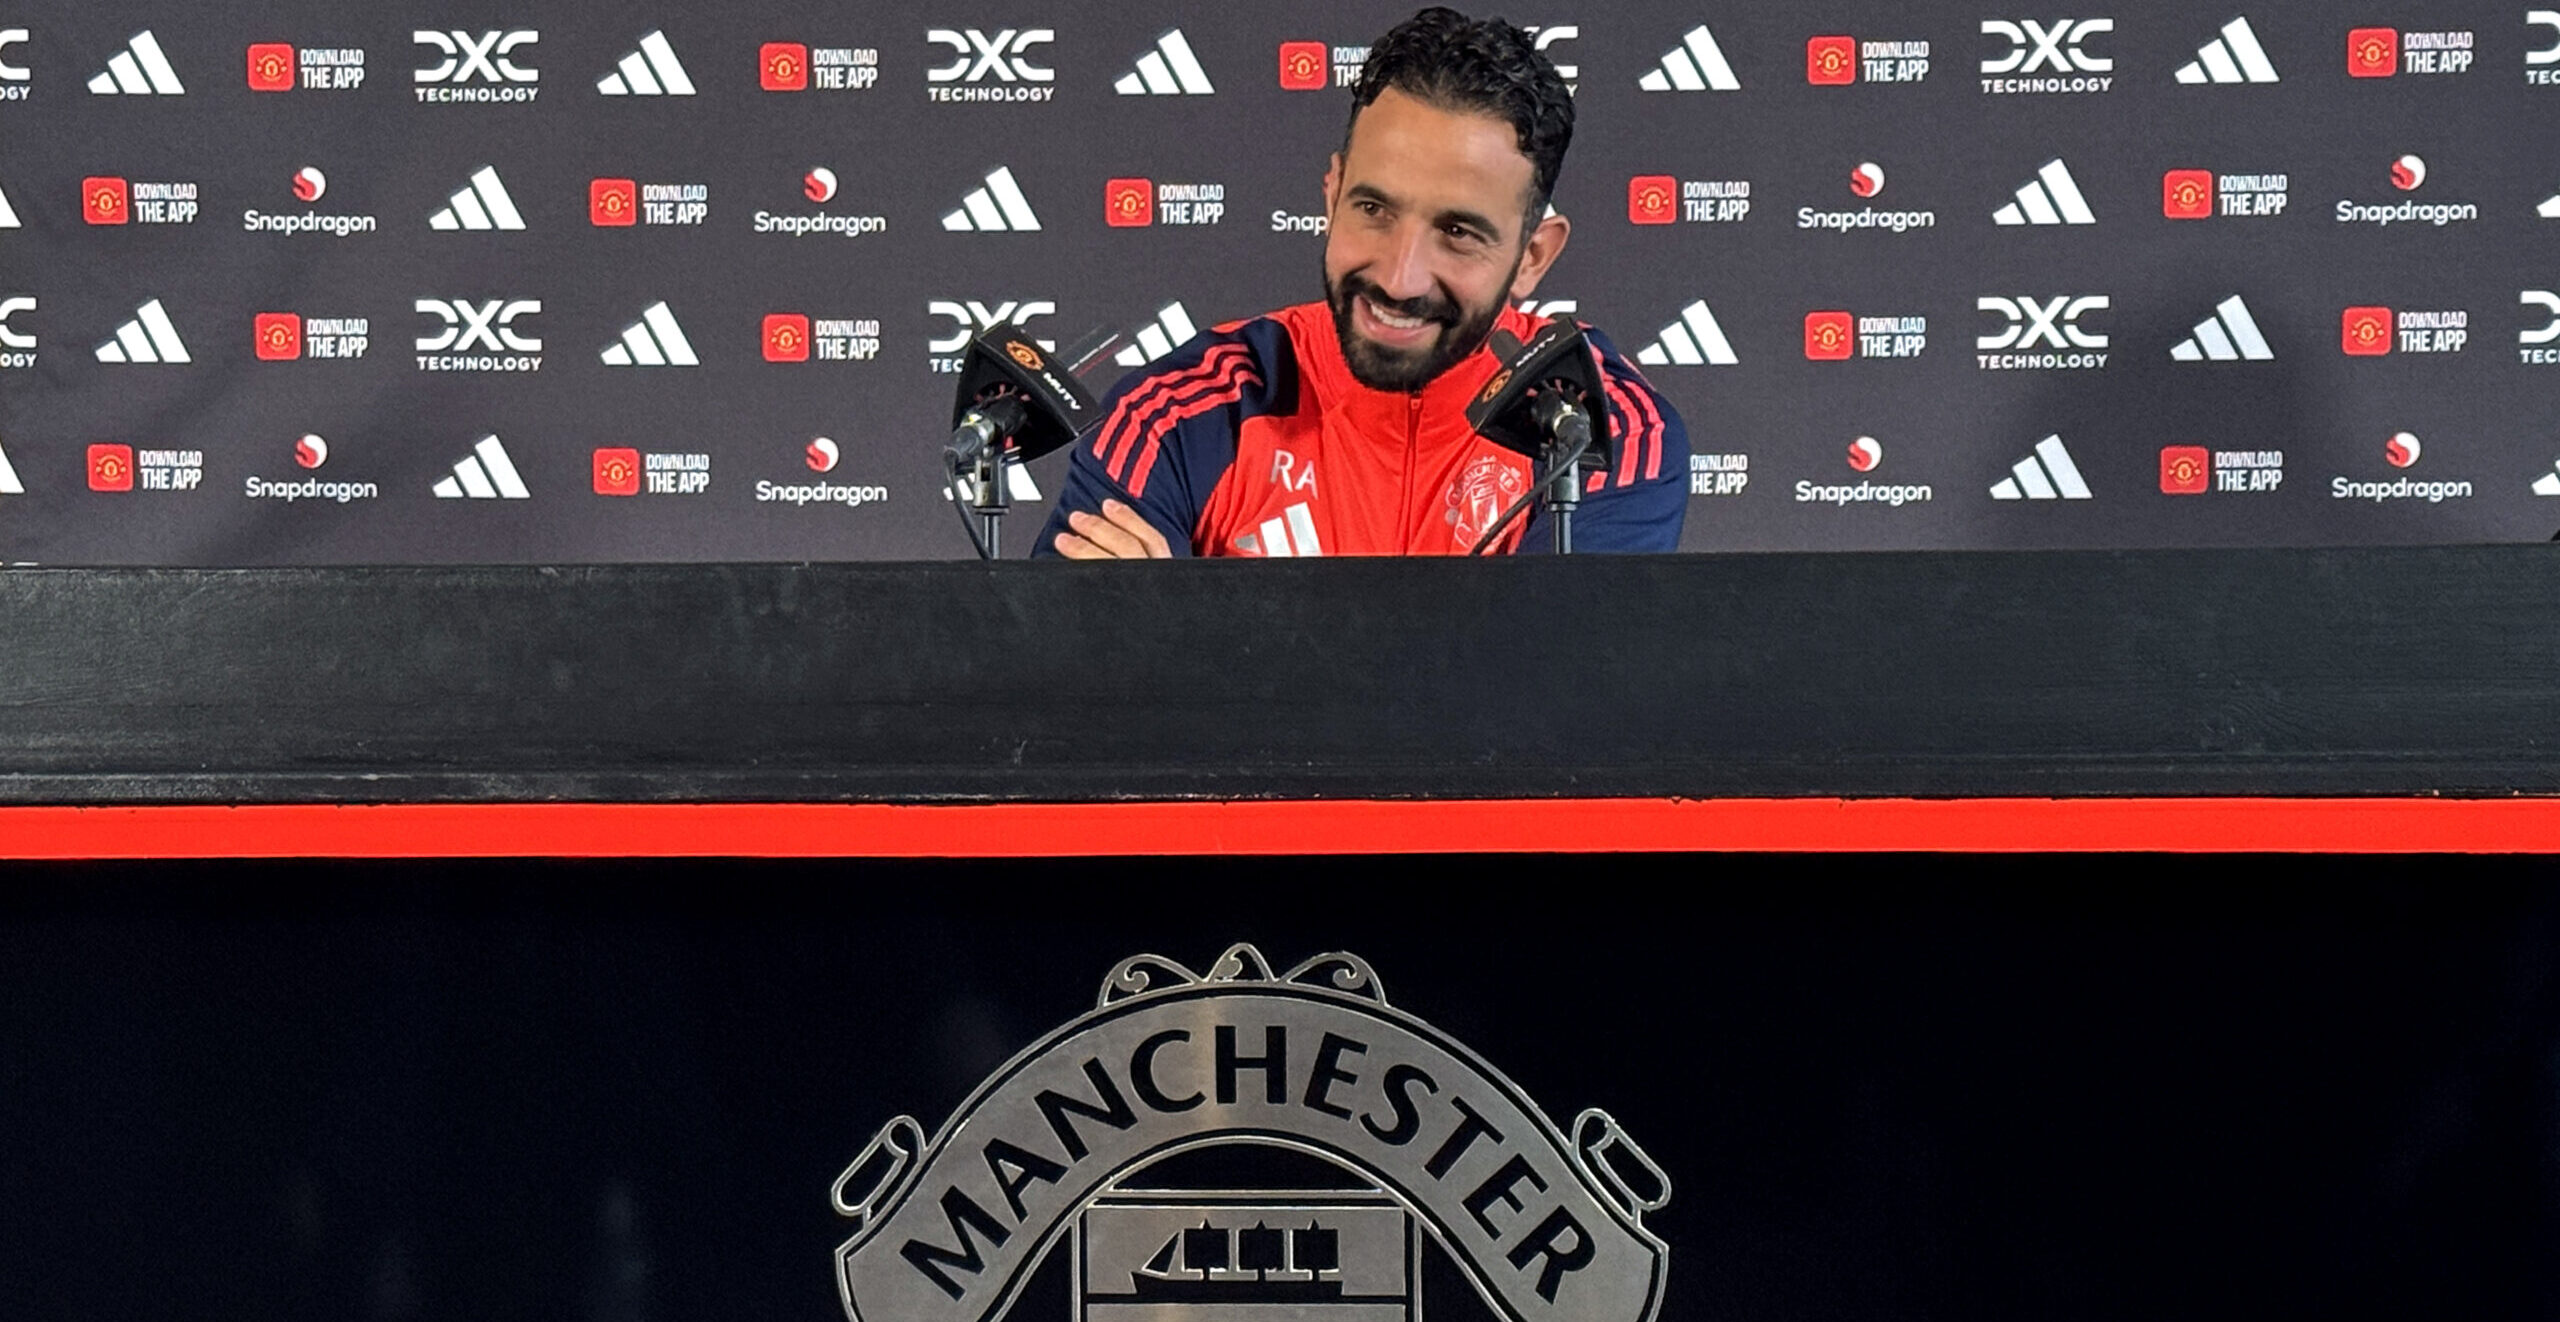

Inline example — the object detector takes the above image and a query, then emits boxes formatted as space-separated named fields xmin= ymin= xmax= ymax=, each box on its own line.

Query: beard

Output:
xmin=1324 ymin=263 xmax=1512 ymax=393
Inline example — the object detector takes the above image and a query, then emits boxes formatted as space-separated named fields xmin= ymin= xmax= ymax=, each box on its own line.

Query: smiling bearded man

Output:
xmin=1037 ymin=6 xmax=1688 ymax=559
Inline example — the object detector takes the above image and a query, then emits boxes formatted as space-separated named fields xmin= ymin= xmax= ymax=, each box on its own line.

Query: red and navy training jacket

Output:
xmin=1033 ymin=301 xmax=1688 ymax=556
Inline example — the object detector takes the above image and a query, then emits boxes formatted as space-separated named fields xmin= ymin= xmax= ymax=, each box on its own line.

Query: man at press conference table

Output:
xmin=1039 ymin=7 xmax=1690 ymax=559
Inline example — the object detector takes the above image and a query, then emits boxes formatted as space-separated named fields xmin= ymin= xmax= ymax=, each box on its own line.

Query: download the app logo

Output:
xmin=1804 ymin=310 xmax=1854 ymax=360
xmin=1279 ymin=42 xmax=1327 ymax=90
xmin=762 ymin=42 xmax=808 ymax=91
xmin=1106 ymin=178 xmax=1152 ymax=227
xmin=2348 ymin=27 xmax=2398 ymax=78
xmin=84 ymin=176 xmax=130 ymax=225
xmin=2342 ymin=306 xmax=2393 ymax=356
xmin=1628 ymin=175 xmax=1676 ymax=225
xmin=1807 ymin=36 xmax=1857 ymax=84
xmin=247 ymin=43 xmax=295 ymax=91
xmin=88 ymin=444 xmax=133 ymax=491
xmin=591 ymin=178 xmax=636 ymax=226
xmin=2160 ymin=445 xmax=2209 ymax=494
xmin=2163 ymin=169 xmax=2214 ymax=219
xmin=593 ymin=447 xmax=641 ymax=496
xmin=254 ymin=312 xmax=302 ymax=360
xmin=763 ymin=313 xmax=809 ymax=362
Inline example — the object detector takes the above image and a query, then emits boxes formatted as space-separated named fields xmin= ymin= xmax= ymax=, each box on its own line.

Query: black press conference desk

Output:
xmin=0 ymin=546 xmax=2554 ymax=820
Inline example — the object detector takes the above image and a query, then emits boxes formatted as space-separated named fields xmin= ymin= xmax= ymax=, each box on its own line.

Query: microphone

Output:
xmin=944 ymin=325 xmax=1100 ymax=559
xmin=1463 ymin=322 xmax=1616 ymax=554
xmin=945 ymin=326 xmax=1100 ymax=469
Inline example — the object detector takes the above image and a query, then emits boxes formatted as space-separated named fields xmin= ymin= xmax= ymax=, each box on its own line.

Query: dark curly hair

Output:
xmin=1346 ymin=7 xmax=1575 ymax=228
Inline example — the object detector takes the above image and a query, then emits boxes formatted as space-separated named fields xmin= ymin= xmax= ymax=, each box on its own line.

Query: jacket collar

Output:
xmin=1286 ymin=299 xmax=1548 ymax=454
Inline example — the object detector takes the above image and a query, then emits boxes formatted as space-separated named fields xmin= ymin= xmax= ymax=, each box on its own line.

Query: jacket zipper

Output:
xmin=1402 ymin=393 xmax=1422 ymax=550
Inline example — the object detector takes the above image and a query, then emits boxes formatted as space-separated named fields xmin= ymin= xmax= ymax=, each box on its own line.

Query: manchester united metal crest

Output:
xmin=829 ymin=945 xmax=1671 ymax=1322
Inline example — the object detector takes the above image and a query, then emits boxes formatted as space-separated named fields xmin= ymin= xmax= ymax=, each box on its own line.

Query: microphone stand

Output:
xmin=1531 ymin=391 xmax=1594 ymax=555
xmin=948 ymin=394 xmax=1028 ymax=561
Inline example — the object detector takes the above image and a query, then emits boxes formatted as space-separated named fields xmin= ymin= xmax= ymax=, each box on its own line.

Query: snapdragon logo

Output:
xmin=245 ymin=167 xmax=378 ymax=237
xmin=246 ymin=435 xmax=378 ymax=503
xmin=929 ymin=299 xmax=1055 ymax=372
xmin=1980 ymin=19 xmax=2114 ymax=93
xmin=1799 ymin=162 xmax=1933 ymax=232
xmin=762 ymin=440 xmax=891 ymax=508
xmin=1977 ymin=296 xmax=2109 ymax=369
xmin=415 ymin=298 xmax=541 ymax=371
xmin=758 ymin=168 xmax=888 ymax=238
xmin=2333 ymin=435 xmax=2470 ymax=502
xmin=2335 ymin=155 xmax=2477 ymax=227
xmin=926 ymin=29 xmax=1054 ymax=101
xmin=1799 ymin=438 xmax=1932 ymax=505
xmin=414 ymin=30 xmax=538 ymax=102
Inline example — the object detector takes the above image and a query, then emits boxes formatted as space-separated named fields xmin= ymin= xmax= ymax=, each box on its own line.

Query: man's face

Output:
xmin=1323 ymin=86 xmax=1566 ymax=392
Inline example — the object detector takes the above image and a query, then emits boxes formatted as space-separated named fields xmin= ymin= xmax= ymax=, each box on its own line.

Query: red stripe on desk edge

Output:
xmin=0 ymin=799 xmax=2552 ymax=857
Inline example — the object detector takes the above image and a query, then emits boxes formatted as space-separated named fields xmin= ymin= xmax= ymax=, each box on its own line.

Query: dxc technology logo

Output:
xmin=926 ymin=29 xmax=1053 ymax=101
xmin=414 ymin=30 xmax=538 ymax=102
xmin=416 ymin=298 xmax=541 ymax=371
xmin=1980 ymin=19 xmax=2114 ymax=94
xmin=1977 ymin=296 xmax=2109 ymax=369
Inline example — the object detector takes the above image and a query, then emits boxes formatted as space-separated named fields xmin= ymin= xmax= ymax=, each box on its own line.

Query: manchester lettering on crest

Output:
xmin=829 ymin=945 xmax=1671 ymax=1322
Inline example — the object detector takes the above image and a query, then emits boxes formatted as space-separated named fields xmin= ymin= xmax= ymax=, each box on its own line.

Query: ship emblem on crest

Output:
xmin=829 ymin=945 xmax=1672 ymax=1322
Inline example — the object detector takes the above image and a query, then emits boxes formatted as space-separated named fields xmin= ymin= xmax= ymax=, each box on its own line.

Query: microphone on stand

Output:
xmin=1463 ymin=322 xmax=1616 ymax=555
xmin=944 ymin=326 xmax=1100 ymax=559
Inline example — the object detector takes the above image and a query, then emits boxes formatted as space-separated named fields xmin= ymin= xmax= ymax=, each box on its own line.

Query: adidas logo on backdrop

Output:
xmin=596 ymin=31 xmax=693 ymax=95
xmin=0 ymin=439 xmax=22 ymax=494
xmin=430 ymin=167 xmax=525 ymax=230
xmin=1990 ymin=436 xmax=2092 ymax=500
xmin=1116 ymin=30 xmax=1213 ymax=94
xmin=1638 ymin=26 xmax=1740 ymax=91
xmin=433 ymin=436 xmax=530 ymax=499
xmin=1115 ymin=302 xmax=1200 ymax=367
xmin=2170 ymin=296 xmax=2275 ymax=361
xmin=0 ymin=181 xmax=18 ymax=228
xmin=89 ymin=30 xmax=185 ymax=94
xmin=600 ymin=302 xmax=699 ymax=366
xmin=943 ymin=167 xmax=1040 ymax=231
xmin=2176 ymin=17 xmax=2279 ymax=83
xmin=1993 ymin=159 xmax=2095 ymax=226
xmin=1634 ymin=300 xmax=1739 ymax=366
xmin=94 ymin=298 xmax=190 ymax=363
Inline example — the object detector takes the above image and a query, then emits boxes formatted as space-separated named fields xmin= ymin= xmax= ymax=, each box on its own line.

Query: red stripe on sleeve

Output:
xmin=1094 ymin=344 xmax=1250 ymax=476
xmin=1128 ymin=371 xmax=1260 ymax=496
xmin=1111 ymin=357 xmax=1256 ymax=487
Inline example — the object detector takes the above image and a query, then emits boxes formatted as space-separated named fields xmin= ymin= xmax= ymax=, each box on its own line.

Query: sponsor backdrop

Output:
xmin=4 ymin=1 xmax=2560 ymax=561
